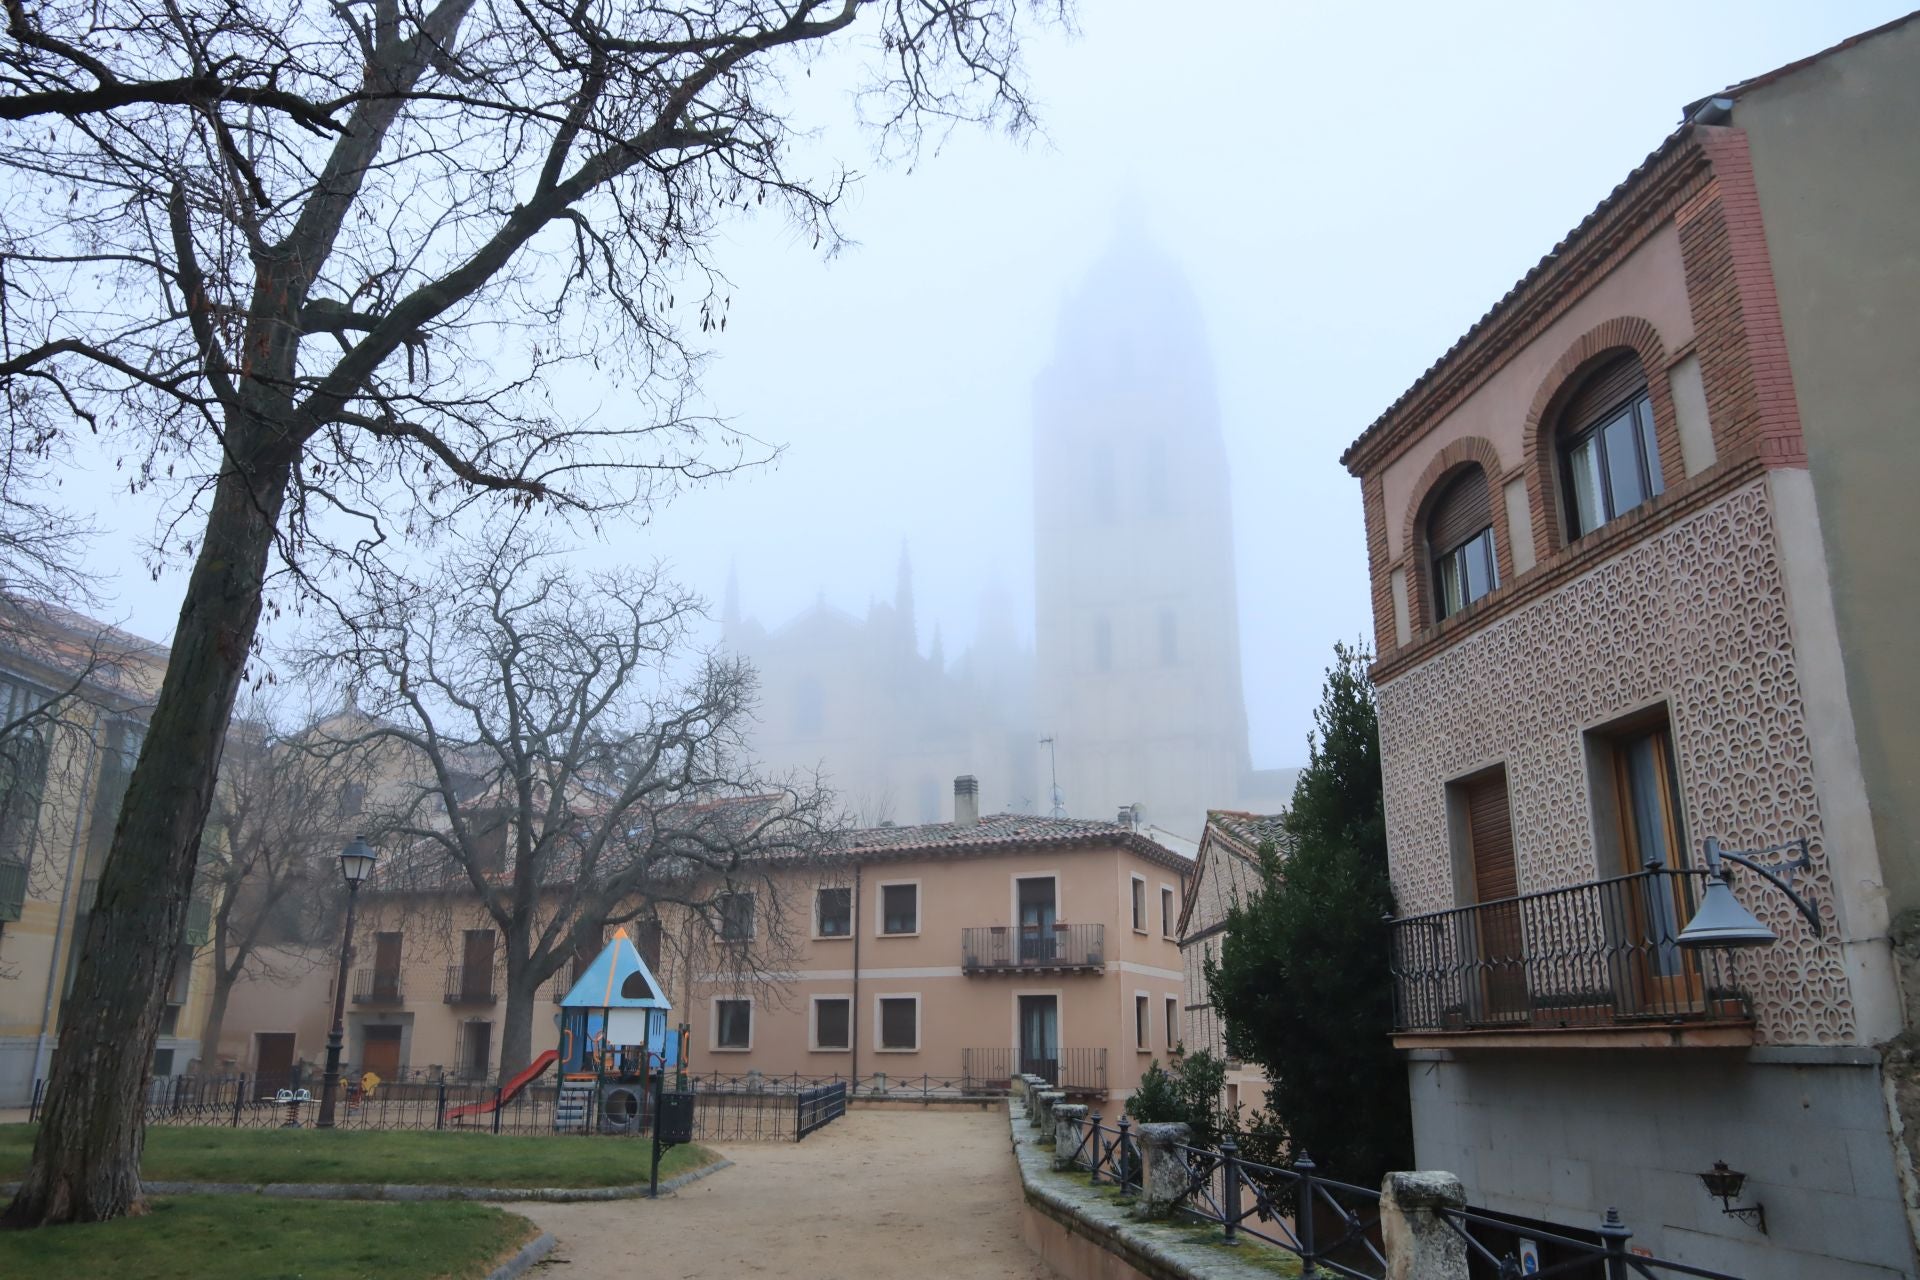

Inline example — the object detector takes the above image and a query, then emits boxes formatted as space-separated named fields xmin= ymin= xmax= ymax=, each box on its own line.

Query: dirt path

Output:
xmin=513 ymin=1108 xmax=1056 ymax=1279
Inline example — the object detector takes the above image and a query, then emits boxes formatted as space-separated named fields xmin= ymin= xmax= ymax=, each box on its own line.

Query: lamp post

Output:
xmin=317 ymin=835 xmax=379 ymax=1128
xmin=1676 ymin=837 xmax=1823 ymax=949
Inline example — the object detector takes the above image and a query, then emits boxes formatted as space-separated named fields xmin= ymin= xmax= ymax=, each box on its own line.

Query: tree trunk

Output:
xmin=199 ymin=968 xmax=236 ymax=1072
xmin=1 ymin=450 xmax=292 ymax=1228
xmin=497 ymin=954 xmax=539 ymax=1084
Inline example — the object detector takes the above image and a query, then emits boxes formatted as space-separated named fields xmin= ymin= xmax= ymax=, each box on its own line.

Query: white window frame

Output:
xmin=813 ymin=885 xmax=854 ymax=941
xmin=809 ymin=993 xmax=853 ymax=1052
xmin=1134 ymin=990 xmax=1151 ymax=1051
xmin=873 ymin=992 xmax=922 ymax=1053
xmin=1130 ymin=874 xmax=1148 ymax=934
xmin=1160 ymin=883 xmax=1177 ymax=939
xmin=875 ymin=879 xmax=921 ymax=938
xmin=1010 ymin=870 xmax=1062 ymax=928
xmin=710 ymin=995 xmax=754 ymax=1052
xmin=716 ymin=890 xmax=756 ymax=943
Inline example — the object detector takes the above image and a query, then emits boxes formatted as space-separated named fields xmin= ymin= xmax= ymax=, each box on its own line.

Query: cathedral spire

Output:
xmin=721 ymin=558 xmax=741 ymax=637
xmin=894 ymin=540 xmax=916 ymax=654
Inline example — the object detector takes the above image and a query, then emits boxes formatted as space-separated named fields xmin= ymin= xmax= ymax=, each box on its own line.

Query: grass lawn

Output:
xmin=0 ymin=1197 xmax=537 ymax=1280
xmin=0 ymin=1125 xmax=720 ymax=1189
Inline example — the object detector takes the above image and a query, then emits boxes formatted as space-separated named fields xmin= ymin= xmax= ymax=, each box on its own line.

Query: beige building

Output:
xmin=219 ymin=778 xmax=1194 ymax=1103
xmin=1175 ymin=810 xmax=1285 ymax=1115
xmin=1342 ymin=17 xmax=1918 ymax=1279
xmin=0 ymin=607 xmax=219 ymax=1106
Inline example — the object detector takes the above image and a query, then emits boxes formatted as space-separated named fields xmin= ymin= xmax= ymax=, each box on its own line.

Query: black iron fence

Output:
xmin=961 ymin=922 xmax=1105 ymax=972
xmin=352 ymin=967 xmax=404 ymax=1003
xmin=681 ymin=1068 xmax=1013 ymax=1100
xmin=1389 ymin=869 xmax=1750 ymax=1034
xmin=1043 ymin=1104 xmax=1746 ymax=1280
xmin=963 ymin=1046 xmax=1106 ymax=1093
xmin=39 ymin=1070 xmax=848 ymax=1143
xmin=443 ymin=965 xmax=497 ymax=1004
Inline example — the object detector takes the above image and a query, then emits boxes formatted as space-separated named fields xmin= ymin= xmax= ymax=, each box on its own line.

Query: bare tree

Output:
xmin=319 ymin=536 xmax=835 ymax=1080
xmin=193 ymin=697 xmax=373 ymax=1064
xmin=0 ymin=0 xmax=1059 ymax=1223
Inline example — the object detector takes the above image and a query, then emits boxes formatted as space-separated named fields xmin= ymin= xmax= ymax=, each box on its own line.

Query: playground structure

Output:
xmin=444 ymin=927 xmax=686 ymax=1134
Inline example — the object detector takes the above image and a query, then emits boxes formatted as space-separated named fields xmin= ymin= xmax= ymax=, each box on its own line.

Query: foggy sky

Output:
xmin=71 ymin=0 xmax=1907 ymax=772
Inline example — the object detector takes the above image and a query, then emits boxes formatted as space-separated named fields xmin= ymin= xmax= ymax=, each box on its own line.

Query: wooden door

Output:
xmin=462 ymin=929 xmax=495 ymax=998
xmin=362 ymin=1026 xmax=402 ymax=1079
xmin=1462 ymin=770 xmax=1527 ymax=1022
xmin=1611 ymin=724 xmax=1704 ymax=1015
xmin=255 ymin=1032 xmax=295 ymax=1090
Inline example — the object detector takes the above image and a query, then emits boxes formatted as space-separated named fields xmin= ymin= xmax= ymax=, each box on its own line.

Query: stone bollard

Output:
xmin=1129 ymin=1122 xmax=1193 ymax=1220
xmin=1034 ymin=1090 xmax=1065 ymax=1136
xmin=1052 ymin=1104 xmax=1089 ymax=1171
xmin=1381 ymin=1171 xmax=1469 ymax=1280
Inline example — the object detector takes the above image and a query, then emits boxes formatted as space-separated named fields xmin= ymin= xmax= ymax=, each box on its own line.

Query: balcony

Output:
xmin=443 ymin=965 xmax=497 ymax=1004
xmin=353 ymin=967 xmax=405 ymax=1004
xmin=961 ymin=923 xmax=1105 ymax=974
xmin=1389 ymin=868 xmax=1753 ymax=1049
xmin=183 ymin=896 xmax=213 ymax=947
xmin=962 ymin=1046 xmax=1108 ymax=1094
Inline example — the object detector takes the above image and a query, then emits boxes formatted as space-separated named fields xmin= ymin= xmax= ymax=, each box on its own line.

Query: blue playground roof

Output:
xmin=561 ymin=928 xmax=670 ymax=1010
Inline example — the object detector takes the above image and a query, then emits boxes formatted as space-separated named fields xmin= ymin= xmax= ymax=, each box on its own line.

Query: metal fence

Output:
xmin=34 ymin=1071 xmax=849 ymax=1143
xmin=1390 ymin=869 xmax=1750 ymax=1034
xmin=961 ymin=923 xmax=1106 ymax=971
xmin=682 ymin=1067 xmax=1014 ymax=1100
xmin=1046 ymin=1107 xmax=1747 ymax=1280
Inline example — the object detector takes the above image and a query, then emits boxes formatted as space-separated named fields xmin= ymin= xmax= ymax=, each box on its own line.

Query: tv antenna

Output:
xmin=1039 ymin=736 xmax=1066 ymax=818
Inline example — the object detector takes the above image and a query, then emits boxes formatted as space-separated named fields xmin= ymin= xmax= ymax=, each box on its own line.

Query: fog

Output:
xmin=68 ymin=0 xmax=1904 ymax=835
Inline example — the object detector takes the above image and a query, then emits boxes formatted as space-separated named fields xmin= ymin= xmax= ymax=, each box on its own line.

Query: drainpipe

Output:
xmin=33 ymin=713 xmax=102 ymax=1084
xmin=849 ymin=863 xmax=862 ymax=1090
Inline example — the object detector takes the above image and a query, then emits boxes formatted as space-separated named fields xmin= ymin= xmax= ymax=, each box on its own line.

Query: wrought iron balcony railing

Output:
xmin=962 ymin=1046 xmax=1108 ymax=1093
xmin=443 ymin=965 xmax=497 ymax=1004
xmin=961 ymin=923 xmax=1105 ymax=973
xmin=353 ymin=967 xmax=405 ymax=1004
xmin=1389 ymin=868 xmax=1751 ymax=1035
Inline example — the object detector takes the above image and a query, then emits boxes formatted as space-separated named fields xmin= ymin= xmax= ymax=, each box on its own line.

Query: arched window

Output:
xmin=1557 ymin=354 xmax=1664 ymax=540
xmin=1428 ymin=465 xmax=1498 ymax=620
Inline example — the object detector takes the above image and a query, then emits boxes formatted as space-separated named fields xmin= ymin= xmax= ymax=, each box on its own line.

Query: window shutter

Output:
xmin=1428 ymin=466 xmax=1493 ymax=554
xmin=1559 ymin=355 xmax=1647 ymax=439
xmin=1464 ymin=772 xmax=1517 ymax=903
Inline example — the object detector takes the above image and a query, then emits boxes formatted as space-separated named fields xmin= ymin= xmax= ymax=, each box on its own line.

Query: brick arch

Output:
xmin=1523 ymin=316 xmax=1679 ymax=556
xmin=1399 ymin=435 xmax=1511 ymax=633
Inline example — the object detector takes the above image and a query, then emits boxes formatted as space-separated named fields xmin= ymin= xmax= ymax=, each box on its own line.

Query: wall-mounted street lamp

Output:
xmin=317 ymin=835 xmax=379 ymax=1128
xmin=1698 ymin=1161 xmax=1767 ymax=1232
xmin=1676 ymin=838 xmax=1822 ymax=949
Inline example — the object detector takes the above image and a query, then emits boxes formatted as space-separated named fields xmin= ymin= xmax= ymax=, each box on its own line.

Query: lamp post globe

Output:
xmin=317 ymin=835 xmax=378 ymax=1128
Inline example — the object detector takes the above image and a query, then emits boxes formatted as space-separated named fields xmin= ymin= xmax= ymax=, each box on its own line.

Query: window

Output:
xmin=1592 ymin=709 xmax=1691 ymax=978
xmin=1135 ymin=994 xmax=1150 ymax=1050
xmin=1166 ymin=996 xmax=1180 ymax=1050
xmin=717 ymin=891 xmax=754 ymax=942
xmin=1130 ymin=876 xmax=1146 ymax=932
xmin=812 ymin=997 xmax=851 ymax=1051
xmin=461 ymin=1020 xmax=493 ymax=1079
xmin=878 ymin=996 xmax=919 ymax=1051
xmin=1161 ymin=886 xmax=1175 ymax=939
xmin=1157 ymin=609 xmax=1177 ymax=666
xmin=1559 ymin=355 xmax=1665 ymax=540
xmin=880 ymin=883 xmax=918 ymax=935
xmin=151 ymin=1048 xmax=175 ymax=1077
xmin=0 ymin=676 xmax=50 ymax=870
xmin=715 ymin=998 xmax=752 ymax=1050
xmin=1094 ymin=617 xmax=1113 ymax=673
xmin=816 ymin=886 xmax=852 ymax=937
xmin=1427 ymin=466 xmax=1498 ymax=619
xmin=337 ymin=782 xmax=365 ymax=818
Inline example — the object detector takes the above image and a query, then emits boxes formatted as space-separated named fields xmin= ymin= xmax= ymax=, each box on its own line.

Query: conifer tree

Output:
xmin=1205 ymin=642 xmax=1411 ymax=1184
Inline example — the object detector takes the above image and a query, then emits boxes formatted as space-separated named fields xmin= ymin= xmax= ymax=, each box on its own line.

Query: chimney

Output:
xmin=954 ymin=775 xmax=980 ymax=828
xmin=1117 ymin=805 xmax=1134 ymax=830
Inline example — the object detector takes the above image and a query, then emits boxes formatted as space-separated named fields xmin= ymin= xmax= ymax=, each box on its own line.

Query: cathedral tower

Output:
xmin=1032 ymin=233 xmax=1252 ymax=838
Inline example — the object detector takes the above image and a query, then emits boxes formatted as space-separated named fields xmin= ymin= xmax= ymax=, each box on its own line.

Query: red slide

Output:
xmin=445 ymin=1049 xmax=560 ymax=1121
